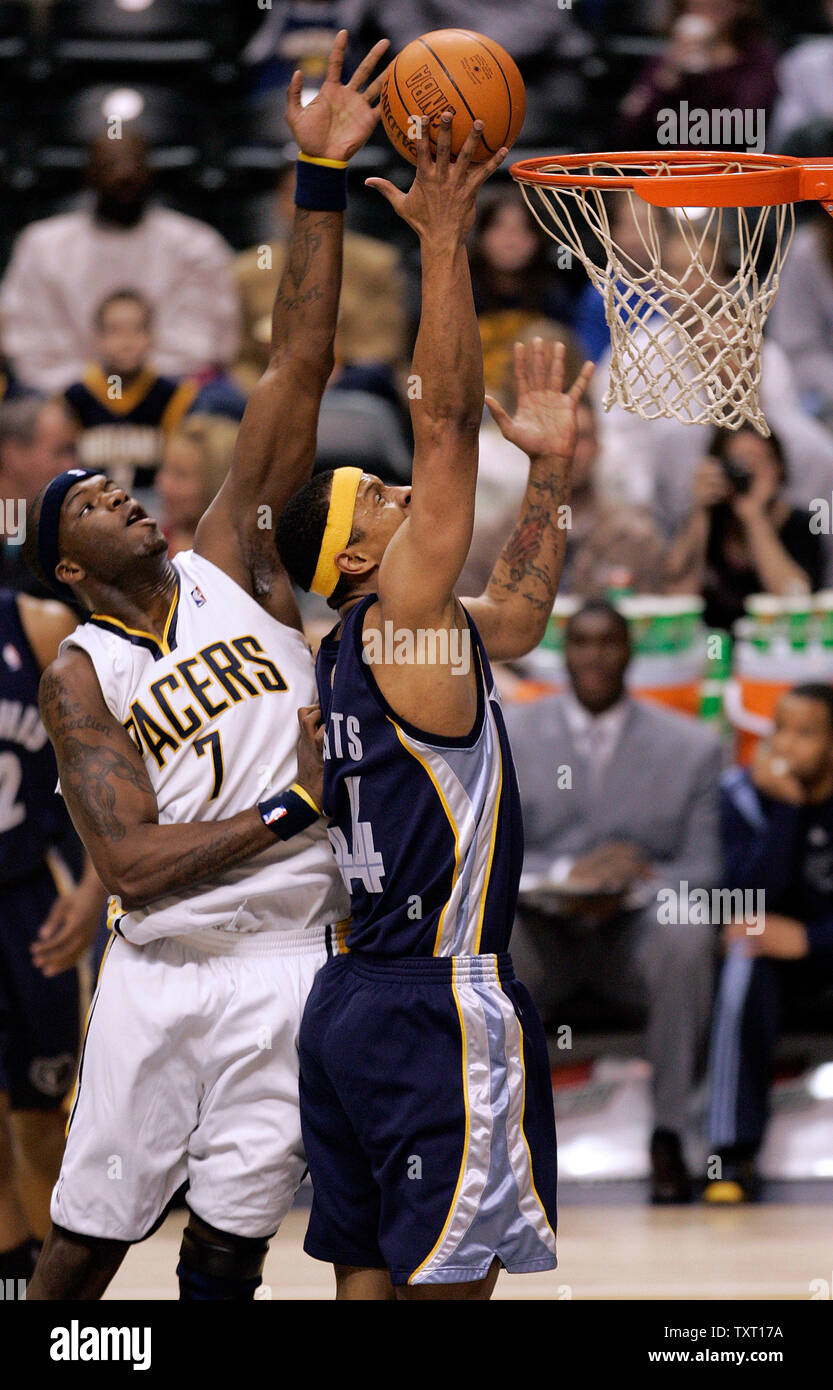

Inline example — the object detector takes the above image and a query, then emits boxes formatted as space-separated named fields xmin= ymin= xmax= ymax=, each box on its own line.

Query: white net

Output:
xmin=515 ymin=157 xmax=796 ymax=433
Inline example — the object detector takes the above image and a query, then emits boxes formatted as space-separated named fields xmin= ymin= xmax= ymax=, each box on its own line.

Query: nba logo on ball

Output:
xmin=381 ymin=30 xmax=526 ymax=166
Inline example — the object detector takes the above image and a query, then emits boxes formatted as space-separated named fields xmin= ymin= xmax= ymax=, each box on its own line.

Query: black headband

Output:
xmin=36 ymin=469 xmax=98 ymax=602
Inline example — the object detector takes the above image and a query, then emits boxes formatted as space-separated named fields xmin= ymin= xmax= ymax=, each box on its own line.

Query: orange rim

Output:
xmin=510 ymin=151 xmax=833 ymax=209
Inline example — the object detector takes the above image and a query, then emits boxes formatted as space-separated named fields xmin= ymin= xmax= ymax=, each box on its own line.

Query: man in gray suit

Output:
xmin=504 ymin=600 xmax=722 ymax=1203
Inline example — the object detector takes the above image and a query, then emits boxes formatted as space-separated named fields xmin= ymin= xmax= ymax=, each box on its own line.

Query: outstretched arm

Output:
xmin=195 ymin=30 xmax=388 ymax=614
xmin=464 ymin=338 xmax=594 ymax=661
xmin=366 ymin=114 xmax=505 ymax=628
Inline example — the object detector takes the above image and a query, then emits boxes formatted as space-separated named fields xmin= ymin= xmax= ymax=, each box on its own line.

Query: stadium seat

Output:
xmin=315 ymin=391 xmax=412 ymax=484
xmin=48 ymin=0 xmax=236 ymax=70
xmin=31 ymin=84 xmax=205 ymax=193
xmin=0 ymin=1 xmax=27 ymax=64
xmin=219 ymin=91 xmax=293 ymax=194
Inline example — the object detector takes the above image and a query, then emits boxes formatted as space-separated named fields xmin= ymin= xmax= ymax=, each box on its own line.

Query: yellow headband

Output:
xmin=309 ymin=466 xmax=363 ymax=598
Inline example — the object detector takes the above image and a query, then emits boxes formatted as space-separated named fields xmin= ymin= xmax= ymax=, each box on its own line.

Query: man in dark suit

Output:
xmin=505 ymin=600 xmax=722 ymax=1203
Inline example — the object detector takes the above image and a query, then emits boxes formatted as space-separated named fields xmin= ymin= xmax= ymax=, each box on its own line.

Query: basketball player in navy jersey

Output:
xmin=275 ymin=114 xmax=594 ymax=1298
xmin=0 ymin=591 xmax=104 ymax=1289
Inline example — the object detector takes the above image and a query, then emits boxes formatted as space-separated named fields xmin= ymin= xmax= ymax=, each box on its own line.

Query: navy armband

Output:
xmin=258 ymin=783 xmax=321 ymax=840
xmin=295 ymin=152 xmax=348 ymax=211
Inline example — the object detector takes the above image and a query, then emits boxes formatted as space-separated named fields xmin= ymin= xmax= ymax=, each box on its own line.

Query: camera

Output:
xmin=719 ymin=456 xmax=750 ymax=495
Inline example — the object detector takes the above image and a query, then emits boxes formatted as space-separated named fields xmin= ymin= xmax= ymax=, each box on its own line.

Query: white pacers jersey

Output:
xmin=60 ymin=548 xmax=349 ymax=945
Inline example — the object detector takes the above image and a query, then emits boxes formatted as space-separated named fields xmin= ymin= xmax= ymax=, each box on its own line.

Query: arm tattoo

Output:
xmin=153 ymin=823 xmax=258 ymax=899
xmin=59 ymin=736 xmax=152 ymax=842
xmin=274 ymin=212 xmax=325 ymax=317
xmin=487 ymin=466 xmax=570 ymax=614
xmin=39 ymin=670 xmax=112 ymax=738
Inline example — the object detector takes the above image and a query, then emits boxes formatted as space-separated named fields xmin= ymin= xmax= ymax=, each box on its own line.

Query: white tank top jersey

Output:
xmin=59 ymin=549 xmax=349 ymax=945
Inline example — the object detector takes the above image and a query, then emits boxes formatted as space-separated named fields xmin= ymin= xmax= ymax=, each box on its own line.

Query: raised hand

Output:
xmin=692 ymin=456 xmax=732 ymax=511
xmin=286 ymin=29 xmax=389 ymax=163
xmin=366 ymin=110 xmax=506 ymax=245
xmin=485 ymin=338 xmax=595 ymax=462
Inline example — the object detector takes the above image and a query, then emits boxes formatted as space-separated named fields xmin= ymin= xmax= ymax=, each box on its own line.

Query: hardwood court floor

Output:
xmin=103 ymin=1199 xmax=833 ymax=1301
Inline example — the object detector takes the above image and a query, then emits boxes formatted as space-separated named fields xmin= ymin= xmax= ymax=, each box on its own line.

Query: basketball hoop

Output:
xmin=510 ymin=152 xmax=833 ymax=432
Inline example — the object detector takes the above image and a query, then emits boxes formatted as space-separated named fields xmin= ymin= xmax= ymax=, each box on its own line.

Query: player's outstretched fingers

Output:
xmin=286 ymin=69 xmax=304 ymax=120
xmin=413 ymin=114 xmax=433 ymax=175
xmin=513 ymin=339 xmax=531 ymax=400
xmin=531 ymin=336 xmax=547 ymax=392
xmin=348 ymin=37 xmax=390 ymax=92
xmin=568 ymin=360 xmax=595 ymax=404
xmin=364 ymin=59 xmax=393 ymax=106
xmin=325 ymin=28 xmax=348 ymax=84
xmin=549 ymin=339 xmax=565 ymax=394
xmin=364 ymin=176 xmax=405 ymax=213
xmin=453 ymin=118 xmax=484 ymax=178
xmin=484 ymin=393 xmax=511 ymax=432
xmin=472 ymin=145 xmax=508 ymax=189
xmin=435 ymin=110 xmax=453 ymax=172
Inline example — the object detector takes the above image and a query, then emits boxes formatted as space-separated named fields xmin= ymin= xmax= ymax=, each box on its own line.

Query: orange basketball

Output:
xmin=380 ymin=29 xmax=526 ymax=167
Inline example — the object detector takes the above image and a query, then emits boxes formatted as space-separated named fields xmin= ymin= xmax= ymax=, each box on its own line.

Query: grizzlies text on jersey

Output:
xmin=315 ymin=594 xmax=524 ymax=956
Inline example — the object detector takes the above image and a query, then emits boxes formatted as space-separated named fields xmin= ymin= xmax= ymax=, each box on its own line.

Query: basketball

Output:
xmin=380 ymin=29 xmax=526 ymax=167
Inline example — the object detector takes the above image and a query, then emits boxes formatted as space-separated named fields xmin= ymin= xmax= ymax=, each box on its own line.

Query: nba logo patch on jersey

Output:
xmin=2 ymin=643 xmax=21 ymax=671
xmin=191 ymin=585 xmax=206 ymax=607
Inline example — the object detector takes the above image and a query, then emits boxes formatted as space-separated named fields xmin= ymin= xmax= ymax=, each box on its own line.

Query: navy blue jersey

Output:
xmin=0 ymin=592 xmax=73 ymax=883
xmin=316 ymin=595 xmax=524 ymax=957
xmin=64 ymin=365 xmax=197 ymax=488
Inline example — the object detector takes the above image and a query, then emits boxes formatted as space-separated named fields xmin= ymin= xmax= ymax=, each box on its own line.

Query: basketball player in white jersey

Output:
xmin=22 ymin=30 xmax=390 ymax=1300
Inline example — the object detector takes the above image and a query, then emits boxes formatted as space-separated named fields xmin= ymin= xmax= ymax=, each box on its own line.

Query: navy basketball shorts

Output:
xmin=299 ymin=951 xmax=558 ymax=1286
xmin=0 ymin=862 xmax=80 ymax=1109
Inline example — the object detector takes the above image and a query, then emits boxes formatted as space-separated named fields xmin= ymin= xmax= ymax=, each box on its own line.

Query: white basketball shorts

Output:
xmin=51 ymin=925 xmax=329 ymax=1242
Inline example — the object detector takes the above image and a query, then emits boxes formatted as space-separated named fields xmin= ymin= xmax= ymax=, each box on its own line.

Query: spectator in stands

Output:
xmin=0 ymin=133 xmax=240 ymax=394
xmin=156 ymin=415 xmax=238 ymax=558
xmin=563 ymin=397 xmax=669 ymax=597
xmin=769 ymin=0 xmax=833 ymax=149
xmin=768 ymin=210 xmax=833 ymax=424
xmin=664 ymin=424 xmax=823 ymax=630
xmin=616 ymin=0 xmax=778 ymax=150
xmin=0 ymin=344 xmax=29 ymax=406
xmin=505 ymin=600 xmax=722 ymax=1204
xmin=243 ymin=0 xmax=342 ymax=94
xmin=471 ymin=190 xmax=575 ymax=396
xmin=63 ymin=291 xmax=198 ymax=492
xmin=232 ymin=161 xmax=407 ymax=407
xmin=706 ymin=684 xmax=833 ymax=1202
xmin=0 ymin=398 xmax=77 ymax=596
